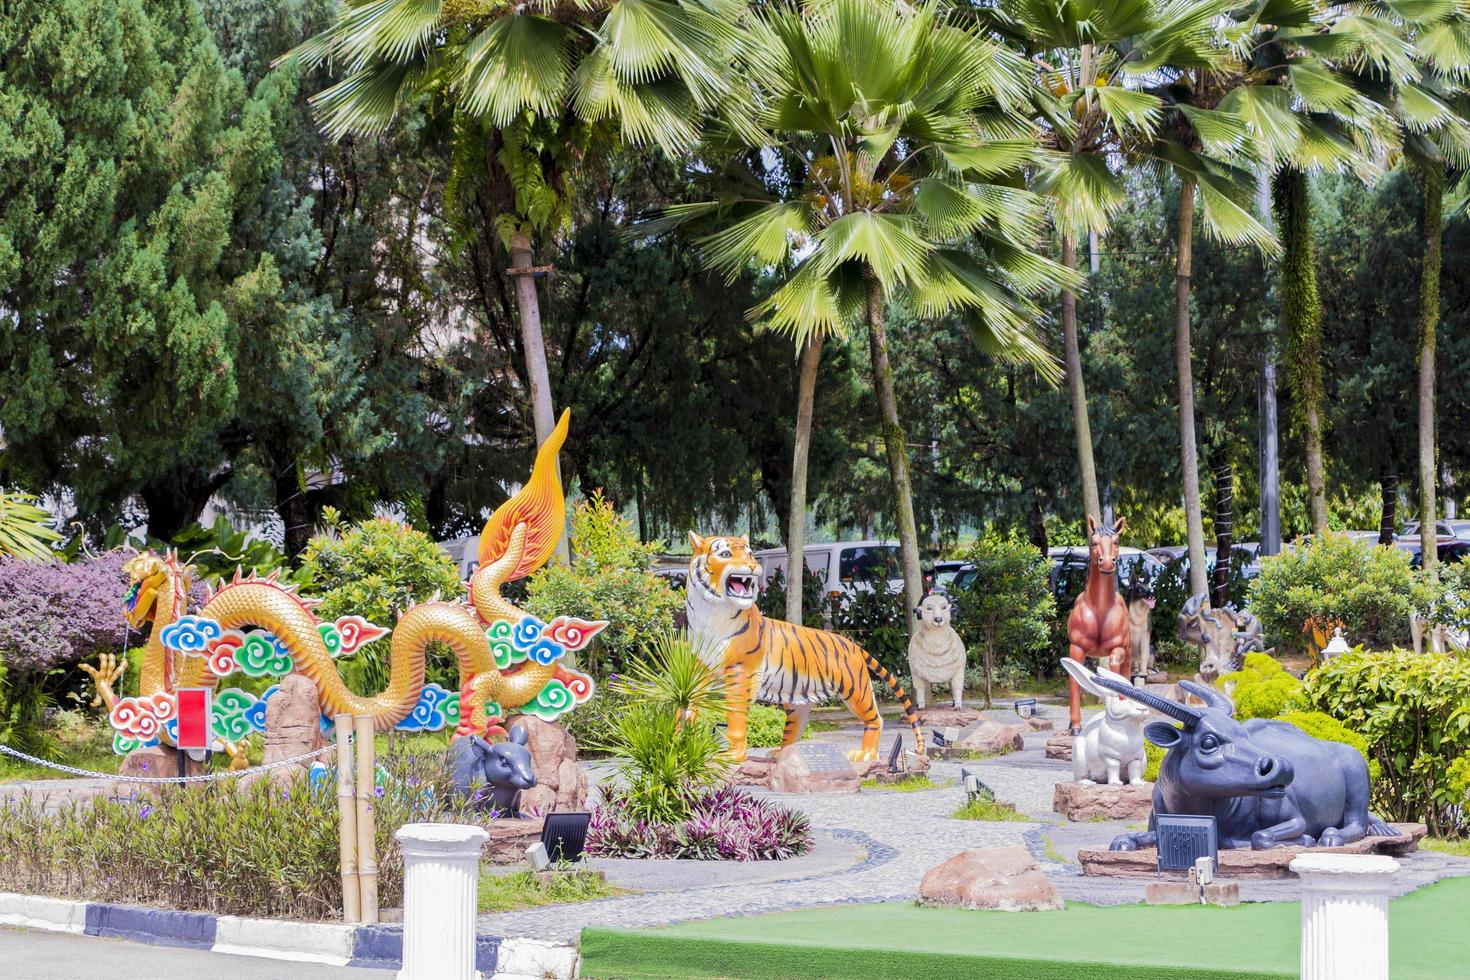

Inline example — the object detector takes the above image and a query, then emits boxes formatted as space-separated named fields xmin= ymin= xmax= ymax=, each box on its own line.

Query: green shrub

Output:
xmin=832 ymin=585 xmax=909 ymax=678
xmin=1246 ymin=533 xmax=1433 ymax=654
xmin=1276 ymin=710 xmax=1380 ymax=782
xmin=744 ymin=703 xmax=813 ymax=748
xmin=1145 ymin=740 xmax=1167 ymax=782
xmin=525 ymin=492 xmax=681 ymax=677
xmin=1301 ymin=648 xmax=1470 ymax=836
xmin=594 ymin=637 xmax=730 ymax=823
xmin=952 ymin=535 xmax=1055 ymax=702
xmin=1219 ymin=653 xmax=1304 ymax=720
xmin=755 ymin=566 xmax=830 ymax=628
xmin=298 ymin=513 xmax=464 ymax=691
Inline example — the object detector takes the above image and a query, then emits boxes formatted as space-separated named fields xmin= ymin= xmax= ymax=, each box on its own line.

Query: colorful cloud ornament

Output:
xmin=394 ymin=683 xmax=456 ymax=732
xmin=159 ymin=615 xmax=223 ymax=655
xmin=318 ymin=616 xmax=390 ymax=659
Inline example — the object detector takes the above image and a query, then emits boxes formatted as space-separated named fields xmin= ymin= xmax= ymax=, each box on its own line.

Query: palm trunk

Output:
xmin=1060 ymin=234 xmax=1103 ymax=525
xmin=1378 ymin=475 xmax=1397 ymax=546
xmin=866 ymin=276 xmax=924 ymax=638
xmin=1417 ymin=166 xmax=1443 ymax=578
xmin=1273 ymin=169 xmax=1329 ymax=532
xmin=1212 ymin=458 xmax=1234 ymax=609
xmin=509 ymin=229 xmax=568 ymax=563
xmin=1175 ymin=179 xmax=1209 ymax=597
xmin=786 ymin=337 xmax=824 ymax=624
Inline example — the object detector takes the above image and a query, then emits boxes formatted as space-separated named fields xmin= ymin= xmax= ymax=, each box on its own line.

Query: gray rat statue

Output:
xmin=450 ymin=724 xmax=537 ymax=817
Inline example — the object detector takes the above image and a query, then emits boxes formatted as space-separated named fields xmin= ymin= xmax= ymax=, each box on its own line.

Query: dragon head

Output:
xmin=122 ymin=551 xmax=192 ymax=629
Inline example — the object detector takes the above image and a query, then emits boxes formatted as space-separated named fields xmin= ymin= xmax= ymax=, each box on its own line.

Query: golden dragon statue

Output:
xmin=84 ymin=410 xmax=602 ymax=757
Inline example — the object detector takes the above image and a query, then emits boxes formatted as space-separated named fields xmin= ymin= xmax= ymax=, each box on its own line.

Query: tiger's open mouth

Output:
xmin=725 ymin=573 xmax=758 ymax=600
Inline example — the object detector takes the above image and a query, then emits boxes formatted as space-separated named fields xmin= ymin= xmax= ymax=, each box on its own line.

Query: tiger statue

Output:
xmin=685 ymin=532 xmax=924 ymax=763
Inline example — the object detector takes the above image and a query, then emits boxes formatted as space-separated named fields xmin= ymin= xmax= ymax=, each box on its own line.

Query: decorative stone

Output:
xmin=117 ymin=745 xmax=203 ymax=785
xmin=918 ymin=847 xmax=1063 ymax=912
xmin=768 ymin=742 xmax=861 ymax=794
xmin=236 ymin=673 xmax=324 ymax=791
xmin=1145 ymin=880 xmax=1240 ymax=906
xmin=1292 ymin=854 xmax=1398 ymax=980
xmin=918 ymin=706 xmax=981 ymax=728
xmin=1079 ymin=824 xmax=1426 ymax=879
xmin=956 ymin=720 xmax=1025 ymax=755
xmin=1052 ymin=781 xmax=1153 ymax=821
xmin=395 ymin=823 xmax=488 ymax=980
xmin=479 ymin=816 xmax=547 ymax=865
xmin=503 ymin=714 xmax=586 ymax=814
xmin=728 ymin=753 xmax=776 ymax=788
xmin=1044 ymin=733 xmax=1073 ymax=760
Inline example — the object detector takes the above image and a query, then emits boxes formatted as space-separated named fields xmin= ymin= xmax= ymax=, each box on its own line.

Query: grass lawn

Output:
xmin=580 ymin=876 xmax=1470 ymax=980
xmin=1420 ymin=837 xmax=1470 ymax=858
xmin=858 ymin=774 xmax=951 ymax=792
xmin=478 ymin=866 xmax=628 ymax=914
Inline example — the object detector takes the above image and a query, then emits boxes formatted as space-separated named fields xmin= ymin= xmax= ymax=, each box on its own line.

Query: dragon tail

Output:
xmin=862 ymin=652 xmax=925 ymax=758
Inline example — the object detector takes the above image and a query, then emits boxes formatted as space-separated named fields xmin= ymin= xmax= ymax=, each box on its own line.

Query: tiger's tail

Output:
xmin=862 ymin=652 xmax=925 ymax=758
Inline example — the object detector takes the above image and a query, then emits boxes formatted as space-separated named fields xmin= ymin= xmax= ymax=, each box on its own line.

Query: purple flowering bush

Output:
xmin=0 ymin=551 xmax=132 ymax=744
xmin=587 ymin=786 xmax=812 ymax=861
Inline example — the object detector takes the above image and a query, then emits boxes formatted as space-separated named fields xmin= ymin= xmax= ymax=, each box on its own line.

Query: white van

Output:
xmin=753 ymin=540 xmax=904 ymax=599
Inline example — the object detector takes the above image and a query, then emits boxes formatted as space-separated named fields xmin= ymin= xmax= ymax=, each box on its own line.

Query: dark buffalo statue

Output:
xmin=449 ymin=724 xmax=537 ymax=817
xmin=1061 ymin=660 xmax=1394 ymax=851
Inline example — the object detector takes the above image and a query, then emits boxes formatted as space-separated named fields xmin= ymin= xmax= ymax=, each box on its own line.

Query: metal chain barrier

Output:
xmin=0 ymin=743 xmax=337 ymax=784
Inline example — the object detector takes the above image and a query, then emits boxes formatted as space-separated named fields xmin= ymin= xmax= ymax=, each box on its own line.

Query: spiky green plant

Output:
xmin=0 ymin=491 xmax=59 ymax=561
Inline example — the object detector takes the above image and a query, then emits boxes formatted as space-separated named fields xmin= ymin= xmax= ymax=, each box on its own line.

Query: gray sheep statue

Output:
xmin=449 ymin=724 xmax=537 ymax=818
xmin=1065 ymin=661 xmax=1396 ymax=851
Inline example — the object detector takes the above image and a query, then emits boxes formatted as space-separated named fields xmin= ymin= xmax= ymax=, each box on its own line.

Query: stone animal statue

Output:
xmin=907 ymin=589 xmax=967 ymax=709
xmin=1126 ymin=592 xmax=1155 ymax=677
xmin=1065 ymin=662 xmax=1395 ymax=851
xmin=1065 ymin=515 xmax=1131 ymax=733
xmin=1178 ymin=592 xmax=1266 ymax=685
xmin=685 ymin=532 xmax=924 ymax=762
xmin=1060 ymin=660 xmax=1150 ymax=785
xmin=450 ymin=724 xmax=538 ymax=817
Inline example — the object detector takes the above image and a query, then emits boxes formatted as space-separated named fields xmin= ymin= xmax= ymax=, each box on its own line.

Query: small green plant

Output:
xmin=477 ymin=865 xmax=627 ymax=913
xmin=525 ymin=492 xmax=681 ymax=677
xmin=952 ymin=798 xmax=1029 ymax=821
xmin=0 ymin=491 xmax=60 ymax=560
xmin=1219 ymin=653 xmax=1303 ymax=720
xmin=1039 ymin=832 xmax=1068 ymax=864
xmin=859 ymin=774 xmax=950 ymax=792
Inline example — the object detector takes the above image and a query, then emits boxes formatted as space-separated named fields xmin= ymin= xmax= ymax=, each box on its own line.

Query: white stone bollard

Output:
xmin=1291 ymin=853 xmax=1399 ymax=980
xmin=396 ymin=823 xmax=489 ymax=980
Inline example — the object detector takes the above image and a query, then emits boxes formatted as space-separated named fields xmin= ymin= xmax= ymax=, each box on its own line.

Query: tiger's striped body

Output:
xmin=686 ymin=532 xmax=924 ymax=763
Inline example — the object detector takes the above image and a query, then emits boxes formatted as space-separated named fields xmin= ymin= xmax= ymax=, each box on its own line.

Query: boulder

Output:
xmin=1079 ymin=823 xmax=1427 ymax=879
xmin=768 ymin=744 xmax=861 ymax=794
xmin=1044 ymin=733 xmax=1073 ymax=761
xmin=239 ymin=672 xmax=323 ymax=791
xmin=480 ymin=816 xmax=547 ymax=864
xmin=956 ymin=720 xmax=1026 ymax=756
xmin=503 ymin=715 xmax=587 ymax=814
xmin=729 ymin=753 xmax=777 ymax=788
xmin=918 ymin=847 xmax=1063 ymax=912
xmin=117 ymin=745 xmax=203 ymax=786
xmin=1052 ymin=781 xmax=1154 ymax=821
xmin=918 ymin=706 xmax=981 ymax=728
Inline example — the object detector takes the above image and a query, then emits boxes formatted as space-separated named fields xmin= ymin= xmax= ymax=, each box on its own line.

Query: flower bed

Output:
xmin=587 ymin=786 xmax=812 ymax=861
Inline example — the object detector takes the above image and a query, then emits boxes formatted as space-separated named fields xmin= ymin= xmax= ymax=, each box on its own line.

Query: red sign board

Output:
xmin=176 ymin=688 xmax=212 ymax=752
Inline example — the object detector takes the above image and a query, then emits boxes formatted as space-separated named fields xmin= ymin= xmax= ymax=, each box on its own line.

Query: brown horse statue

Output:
xmin=1066 ymin=515 xmax=1130 ymax=733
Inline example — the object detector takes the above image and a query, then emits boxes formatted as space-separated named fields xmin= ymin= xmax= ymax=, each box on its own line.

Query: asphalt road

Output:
xmin=0 ymin=929 xmax=395 ymax=979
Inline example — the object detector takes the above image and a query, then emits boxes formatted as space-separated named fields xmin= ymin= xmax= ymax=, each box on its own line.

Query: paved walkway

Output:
xmin=480 ymin=702 xmax=1470 ymax=941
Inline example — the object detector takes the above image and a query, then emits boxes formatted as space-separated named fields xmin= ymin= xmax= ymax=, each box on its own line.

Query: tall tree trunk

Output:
xmin=1212 ymin=458 xmax=1234 ymax=609
xmin=509 ymin=229 xmax=568 ymax=563
xmin=1060 ymin=234 xmax=1103 ymax=526
xmin=275 ymin=467 xmax=312 ymax=562
xmin=866 ymin=276 xmax=923 ymax=638
xmin=1259 ymin=357 xmax=1282 ymax=555
xmin=1417 ymin=166 xmax=1443 ymax=578
xmin=1273 ymin=169 xmax=1329 ymax=532
xmin=786 ymin=337 xmax=824 ymax=625
xmin=1175 ymin=179 xmax=1209 ymax=597
xmin=1379 ymin=475 xmax=1397 ymax=546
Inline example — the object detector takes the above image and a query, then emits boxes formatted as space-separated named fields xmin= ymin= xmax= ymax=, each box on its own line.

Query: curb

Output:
xmin=0 ymin=892 xmax=578 ymax=978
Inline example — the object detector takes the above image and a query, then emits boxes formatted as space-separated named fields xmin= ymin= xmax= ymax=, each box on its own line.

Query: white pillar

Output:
xmin=1291 ymin=853 xmax=1399 ymax=980
xmin=396 ymin=823 xmax=489 ymax=980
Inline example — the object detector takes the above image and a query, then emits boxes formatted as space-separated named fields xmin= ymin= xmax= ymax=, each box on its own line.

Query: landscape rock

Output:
xmin=1146 ymin=881 xmax=1240 ymax=906
xmin=1044 ymin=733 xmax=1073 ymax=760
xmin=1052 ymin=781 xmax=1154 ymax=821
xmin=729 ymin=753 xmax=776 ymax=788
xmin=1079 ymin=823 xmax=1427 ymax=879
xmin=917 ymin=706 xmax=981 ymax=728
xmin=956 ymin=720 xmax=1026 ymax=755
xmin=239 ymin=672 xmax=323 ymax=791
xmin=768 ymin=744 xmax=861 ymax=794
xmin=918 ymin=847 xmax=1063 ymax=911
xmin=504 ymin=714 xmax=587 ymax=813
xmin=117 ymin=745 xmax=204 ymax=786
xmin=480 ymin=816 xmax=547 ymax=864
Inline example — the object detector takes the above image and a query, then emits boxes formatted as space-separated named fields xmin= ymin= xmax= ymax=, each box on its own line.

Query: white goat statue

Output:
xmin=1059 ymin=659 xmax=1151 ymax=786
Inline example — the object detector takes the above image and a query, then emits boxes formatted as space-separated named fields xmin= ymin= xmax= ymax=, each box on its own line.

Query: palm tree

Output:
xmin=285 ymin=0 xmax=743 ymax=497
xmin=1336 ymin=1 xmax=1470 ymax=574
xmin=655 ymin=0 xmax=1073 ymax=629
xmin=974 ymin=0 xmax=1241 ymax=531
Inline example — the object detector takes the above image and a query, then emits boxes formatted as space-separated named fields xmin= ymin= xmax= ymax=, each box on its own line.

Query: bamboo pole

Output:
xmin=354 ymin=715 xmax=379 ymax=924
xmin=335 ymin=714 xmax=360 ymax=924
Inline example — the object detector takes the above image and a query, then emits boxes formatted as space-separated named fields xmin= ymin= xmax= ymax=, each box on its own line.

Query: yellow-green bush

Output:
xmin=745 ymin=704 xmax=813 ymax=748
xmin=1219 ymin=653 xmax=1303 ymax=720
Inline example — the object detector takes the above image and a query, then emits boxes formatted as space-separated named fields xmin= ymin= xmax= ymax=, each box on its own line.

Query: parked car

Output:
xmin=1398 ymin=540 xmax=1470 ymax=568
xmin=1146 ymin=544 xmax=1263 ymax=584
xmin=1048 ymin=546 xmax=1166 ymax=608
xmin=1402 ymin=519 xmax=1470 ymax=542
xmin=754 ymin=540 xmax=904 ymax=599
